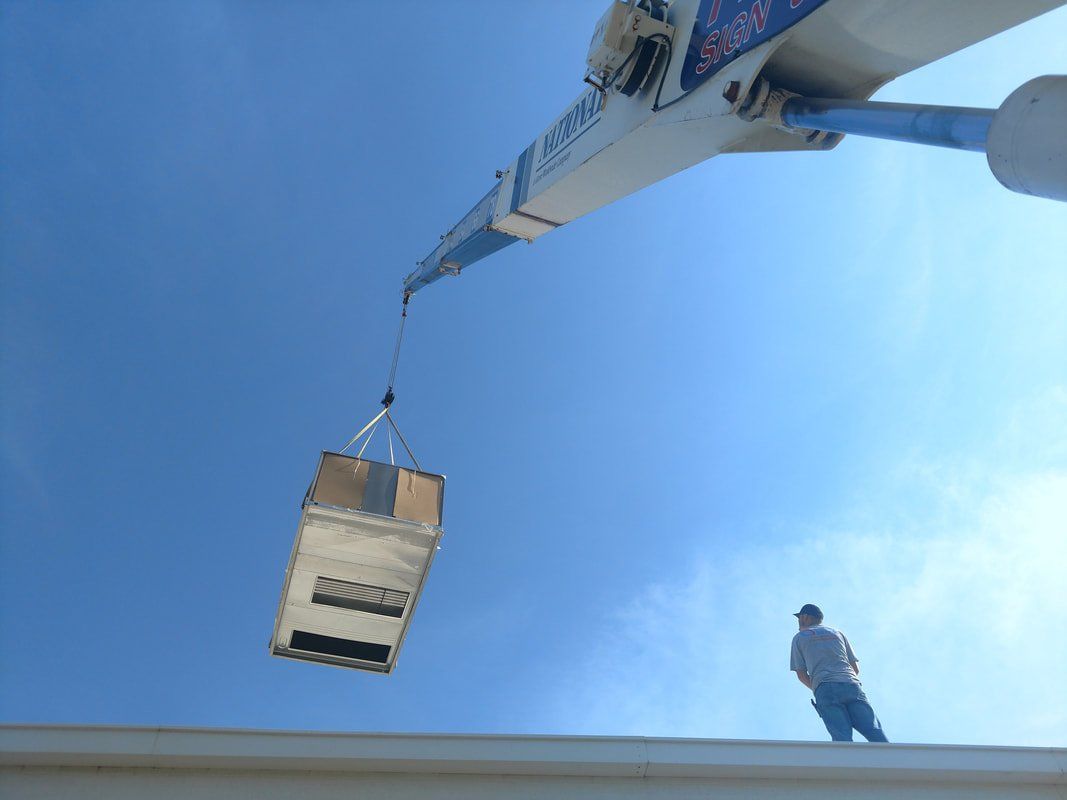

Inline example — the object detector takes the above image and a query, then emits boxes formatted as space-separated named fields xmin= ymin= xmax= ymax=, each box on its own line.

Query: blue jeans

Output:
xmin=814 ymin=681 xmax=888 ymax=742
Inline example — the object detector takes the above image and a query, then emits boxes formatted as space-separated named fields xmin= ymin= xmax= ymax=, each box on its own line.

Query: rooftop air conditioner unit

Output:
xmin=269 ymin=452 xmax=445 ymax=674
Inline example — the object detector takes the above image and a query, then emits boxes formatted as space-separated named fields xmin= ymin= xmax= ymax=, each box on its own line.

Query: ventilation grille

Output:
xmin=288 ymin=630 xmax=390 ymax=664
xmin=312 ymin=576 xmax=409 ymax=618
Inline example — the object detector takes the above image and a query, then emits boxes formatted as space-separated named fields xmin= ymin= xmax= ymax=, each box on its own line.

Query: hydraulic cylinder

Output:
xmin=774 ymin=75 xmax=1067 ymax=202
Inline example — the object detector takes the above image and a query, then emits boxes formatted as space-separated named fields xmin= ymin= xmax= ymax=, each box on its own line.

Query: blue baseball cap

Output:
xmin=793 ymin=604 xmax=823 ymax=618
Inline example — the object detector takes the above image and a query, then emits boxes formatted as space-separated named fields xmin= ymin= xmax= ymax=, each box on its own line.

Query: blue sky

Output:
xmin=2 ymin=2 xmax=1065 ymax=746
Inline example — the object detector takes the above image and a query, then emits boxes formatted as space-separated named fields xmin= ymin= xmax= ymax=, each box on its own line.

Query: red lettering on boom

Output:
xmin=719 ymin=19 xmax=736 ymax=57
xmin=705 ymin=0 xmax=723 ymax=26
xmin=699 ymin=0 xmax=809 ymax=74
xmin=747 ymin=0 xmax=771 ymax=39
xmin=695 ymin=29 xmax=720 ymax=73
xmin=728 ymin=11 xmax=748 ymax=50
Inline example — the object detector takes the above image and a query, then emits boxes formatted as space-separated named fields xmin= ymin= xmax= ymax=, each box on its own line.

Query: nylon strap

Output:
xmin=385 ymin=411 xmax=423 ymax=472
xmin=354 ymin=421 xmax=378 ymax=461
xmin=338 ymin=405 xmax=389 ymax=454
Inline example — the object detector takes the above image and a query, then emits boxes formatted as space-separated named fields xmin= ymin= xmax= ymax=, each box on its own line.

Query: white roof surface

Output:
xmin=2 ymin=725 xmax=1065 ymax=785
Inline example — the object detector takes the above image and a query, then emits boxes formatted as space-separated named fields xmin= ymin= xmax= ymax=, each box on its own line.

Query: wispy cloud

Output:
xmin=543 ymin=405 xmax=1067 ymax=745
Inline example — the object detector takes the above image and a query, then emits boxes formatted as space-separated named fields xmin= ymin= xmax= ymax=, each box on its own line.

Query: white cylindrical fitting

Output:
xmin=986 ymin=75 xmax=1067 ymax=202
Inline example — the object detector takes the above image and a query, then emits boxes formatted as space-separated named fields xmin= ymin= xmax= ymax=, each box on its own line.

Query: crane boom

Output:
xmin=404 ymin=0 xmax=1066 ymax=296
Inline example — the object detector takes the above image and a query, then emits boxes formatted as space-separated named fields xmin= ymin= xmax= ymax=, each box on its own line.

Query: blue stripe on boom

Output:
xmin=404 ymin=229 xmax=519 ymax=294
xmin=511 ymin=148 xmax=528 ymax=212
xmin=510 ymin=141 xmax=537 ymax=213
xmin=449 ymin=228 xmax=518 ymax=268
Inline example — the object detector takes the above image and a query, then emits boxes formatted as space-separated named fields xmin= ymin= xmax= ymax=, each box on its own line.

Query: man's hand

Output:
xmin=794 ymin=669 xmax=813 ymax=690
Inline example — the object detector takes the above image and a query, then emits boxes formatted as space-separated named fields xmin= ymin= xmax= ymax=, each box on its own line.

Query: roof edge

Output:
xmin=1 ymin=725 xmax=1065 ymax=784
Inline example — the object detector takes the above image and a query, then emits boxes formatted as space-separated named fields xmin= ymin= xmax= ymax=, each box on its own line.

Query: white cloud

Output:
xmin=545 ymin=465 xmax=1067 ymax=746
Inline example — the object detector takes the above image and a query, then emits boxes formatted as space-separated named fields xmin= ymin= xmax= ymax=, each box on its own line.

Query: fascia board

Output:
xmin=642 ymin=737 xmax=1067 ymax=784
xmin=2 ymin=725 xmax=1065 ymax=785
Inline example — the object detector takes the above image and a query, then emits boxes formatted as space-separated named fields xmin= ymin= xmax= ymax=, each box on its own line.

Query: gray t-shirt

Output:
xmin=790 ymin=625 xmax=860 ymax=691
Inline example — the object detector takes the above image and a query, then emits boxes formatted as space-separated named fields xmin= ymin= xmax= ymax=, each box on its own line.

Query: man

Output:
xmin=790 ymin=604 xmax=889 ymax=742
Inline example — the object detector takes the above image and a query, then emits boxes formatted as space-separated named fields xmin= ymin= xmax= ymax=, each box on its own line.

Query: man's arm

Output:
xmin=842 ymin=633 xmax=860 ymax=677
xmin=794 ymin=669 xmax=813 ymax=690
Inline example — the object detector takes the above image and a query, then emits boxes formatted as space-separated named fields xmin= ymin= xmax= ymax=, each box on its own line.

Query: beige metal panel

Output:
xmin=311 ymin=454 xmax=369 ymax=509
xmin=393 ymin=469 xmax=443 ymax=526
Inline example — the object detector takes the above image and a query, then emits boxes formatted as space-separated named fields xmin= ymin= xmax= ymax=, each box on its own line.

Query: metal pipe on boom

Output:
xmin=779 ymin=98 xmax=994 ymax=153
xmin=770 ymin=75 xmax=1067 ymax=202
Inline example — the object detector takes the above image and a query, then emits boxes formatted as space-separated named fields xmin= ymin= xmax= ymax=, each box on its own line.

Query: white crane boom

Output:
xmin=404 ymin=0 xmax=1066 ymax=295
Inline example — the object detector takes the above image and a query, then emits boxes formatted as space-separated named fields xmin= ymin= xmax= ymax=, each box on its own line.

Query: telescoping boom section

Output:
xmin=403 ymin=0 xmax=1065 ymax=295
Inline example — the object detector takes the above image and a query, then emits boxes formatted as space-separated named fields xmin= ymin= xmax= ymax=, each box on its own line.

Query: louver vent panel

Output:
xmin=289 ymin=630 xmax=390 ymax=664
xmin=312 ymin=576 xmax=409 ymax=618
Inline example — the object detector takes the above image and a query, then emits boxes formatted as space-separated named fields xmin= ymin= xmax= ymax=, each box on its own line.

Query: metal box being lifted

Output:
xmin=269 ymin=452 xmax=444 ymax=673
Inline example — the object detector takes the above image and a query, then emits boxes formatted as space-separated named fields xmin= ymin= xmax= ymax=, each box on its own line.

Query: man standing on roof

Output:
xmin=790 ymin=604 xmax=889 ymax=742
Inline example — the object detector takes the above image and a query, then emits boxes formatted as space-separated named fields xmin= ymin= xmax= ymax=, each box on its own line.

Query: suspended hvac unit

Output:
xmin=269 ymin=451 xmax=444 ymax=674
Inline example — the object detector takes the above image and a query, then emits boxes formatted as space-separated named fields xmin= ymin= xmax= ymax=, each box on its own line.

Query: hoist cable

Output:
xmin=381 ymin=294 xmax=411 ymax=406
xmin=335 ymin=294 xmax=423 ymax=470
